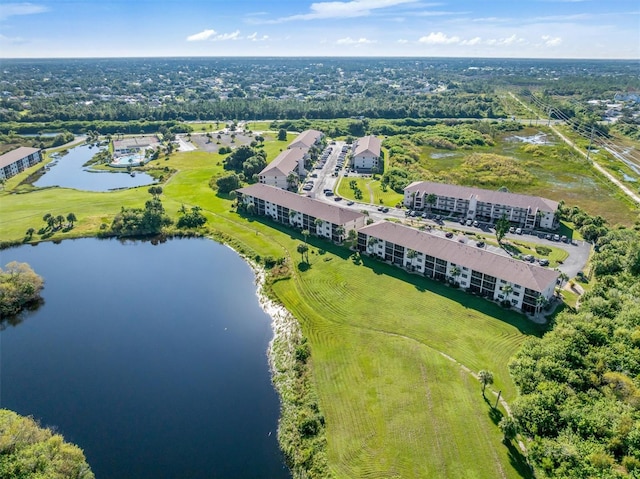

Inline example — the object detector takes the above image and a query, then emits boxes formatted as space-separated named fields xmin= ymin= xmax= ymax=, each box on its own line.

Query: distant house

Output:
xmin=0 ymin=147 xmax=43 ymax=180
xmin=236 ymin=183 xmax=366 ymax=243
xmin=357 ymin=221 xmax=559 ymax=313
xmin=404 ymin=181 xmax=559 ymax=230
xmin=258 ymin=148 xmax=307 ymax=189
xmin=351 ymin=135 xmax=381 ymax=171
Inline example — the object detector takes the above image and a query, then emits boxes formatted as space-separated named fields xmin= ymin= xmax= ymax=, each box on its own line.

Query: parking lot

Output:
xmin=297 ymin=140 xmax=592 ymax=279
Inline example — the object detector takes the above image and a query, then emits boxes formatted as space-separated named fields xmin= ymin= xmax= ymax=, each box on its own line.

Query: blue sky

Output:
xmin=1 ymin=0 xmax=638 ymax=58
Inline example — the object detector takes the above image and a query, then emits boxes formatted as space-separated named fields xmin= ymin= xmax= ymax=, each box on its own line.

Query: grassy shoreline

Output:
xmin=1 ymin=144 xmax=550 ymax=478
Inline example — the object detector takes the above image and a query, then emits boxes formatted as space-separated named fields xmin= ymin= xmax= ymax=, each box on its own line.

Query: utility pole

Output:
xmin=586 ymin=125 xmax=595 ymax=162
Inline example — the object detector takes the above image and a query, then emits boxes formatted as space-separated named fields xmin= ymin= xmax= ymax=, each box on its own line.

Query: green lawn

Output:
xmin=1 ymin=139 xmax=541 ymax=478
xmin=337 ymin=176 xmax=404 ymax=206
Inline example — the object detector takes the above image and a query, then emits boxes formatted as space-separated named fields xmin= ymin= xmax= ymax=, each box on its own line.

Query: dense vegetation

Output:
xmin=0 ymin=262 xmax=44 ymax=319
xmin=0 ymin=409 xmax=94 ymax=479
xmin=109 ymin=196 xmax=172 ymax=237
xmin=509 ymin=226 xmax=640 ymax=477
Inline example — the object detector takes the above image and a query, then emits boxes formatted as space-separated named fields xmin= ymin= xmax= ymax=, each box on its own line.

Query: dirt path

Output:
xmin=365 ymin=181 xmax=375 ymax=203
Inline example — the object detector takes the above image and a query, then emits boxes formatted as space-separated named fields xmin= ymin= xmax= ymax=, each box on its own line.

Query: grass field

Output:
xmin=336 ymin=176 xmax=404 ymax=206
xmin=400 ymin=126 xmax=638 ymax=226
xmin=1 ymin=139 xmax=543 ymax=478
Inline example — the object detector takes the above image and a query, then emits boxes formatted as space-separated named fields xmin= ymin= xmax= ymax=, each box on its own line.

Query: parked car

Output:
xmin=382 ymin=207 xmax=389 ymax=213
xmin=421 ymin=212 xmax=427 ymax=219
xmin=325 ymin=191 xmax=334 ymax=196
xmin=561 ymin=235 xmax=568 ymax=242
xmin=347 ymin=200 xmax=354 ymax=206
xmin=410 ymin=210 xmax=416 ymax=217
xmin=539 ymin=259 xmax=549 ymax=266
xmin=472 ymin=220 xmax=479 ymax=227
xmin=515 ymin=227 xmax=522 ymax=235
xmin=545 ymin=234 xmax=552 ymax=240
xmin=445 ymin=231 xmax=454 ymax=238
xmin=334 ymin=196 xmax=342 ymax=201
xmin=476 ymin=241 xmax=485 ymax=248
xmin=459 ymin=218 xmax=466 ymax=225
xmin=509 ymin=226 xmax=515 ymax=234
xmin=465 ymin=219 xmax=472 ymax=226
xmin=553 ymin=234 xmax=560 ymax=241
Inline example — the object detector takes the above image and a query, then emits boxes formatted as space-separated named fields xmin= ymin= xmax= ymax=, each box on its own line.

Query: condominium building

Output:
xmin=351 ymin=135 xmax=381 ymax=171
xmin=0 ymin=147 xmax=43 ymax=180
xmin=258 ymin=129 xmax=324 ymax=189
xmin=357 ymin=221 xmax=559 ymax=313
xmin=404 ymin=181 xmax=559 ymax=230
xmin=236 ymin=183 xmax=366 ymax=243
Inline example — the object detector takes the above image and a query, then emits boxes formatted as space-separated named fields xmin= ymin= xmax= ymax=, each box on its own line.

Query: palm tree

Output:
xmin=557 ymin=271 xmax=569 ymax=288
xmin=495 ymin=214 xmax=510 ymax=245
xmin=297 ymin=243 xmax=309 ymax=263
xmin=535 ymin=294 xmax=548 ymax=315
xmin=289 ymin=209 xmax=298 ymax=225
xmin=25 ymin=228 xmax=35 ymax=239
xmin=313 ymin=218 xmax=324 ymax=235
xmin=478 ymin=370 xmax=494 ymax=396
xmin=501 ymin=283 xmax=514 ymax=306
xmin=406 ymin=249 xmax=418 ymax=270
xmin=66 ymin=213 xmax=77 ymax=227
xmin=367 ymin=236 xmax=379 ymax=252
xmin=449 ymin=265 xmax=461 ymax=284
xmin=56 ymin=215 xmax=65 ymax=229
xmin=334 ymin=226 xmax=345 ymax=243
xmin=301 ymin=229 xmax=310 ymax=245
xmin=426 ymin=193 xmax=437 ymax=213
xmin=286 ymin=172 xmax=299 ymax=190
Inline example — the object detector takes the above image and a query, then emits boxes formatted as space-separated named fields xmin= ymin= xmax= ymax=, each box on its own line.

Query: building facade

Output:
xmin=404 ymin=181 xmax=559 ymax=230
xmin=258 ymin=129 xmax=324 ymax=189
xmin=351 ymin=135 xmax=381 ymax=171
xmin=357 ymin=221 xmax=558 ymax=313
xmin=0 ymin=147 xmax=43 ymax=180
xmin=237 ymin=183 xmax=366 ymax=243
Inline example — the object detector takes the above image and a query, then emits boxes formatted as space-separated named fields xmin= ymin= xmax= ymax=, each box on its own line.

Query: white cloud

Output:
xmin=187 ymin=29 xmax=216 ymax=41
xmin=461 ymin=36 xmax=482 ymax=45
xmin=418 ymin=32 xmax=460 ymax=44
xmin=397 ymin=38 xmax=409 ymax=44
xmin=272 ymin=0 xmax=421 ymax=22
xmin=336 ymin=36 xmax=375 ymax=44
xmin=542 ymin=35 xmax=562 ymax=46
xmin=247 ymin=32 xmax=269 ymax=42
xmin=214 ymin=30 xmax=241 ymax=41
xmin=0 ymin=2 xmax=47 ymax=20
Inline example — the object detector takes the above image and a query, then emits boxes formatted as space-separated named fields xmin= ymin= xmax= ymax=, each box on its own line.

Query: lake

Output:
xmin=34 ymin=144 xmax=156 ymax=191
xmin=0 ymin=238 xmax=290 ymax=479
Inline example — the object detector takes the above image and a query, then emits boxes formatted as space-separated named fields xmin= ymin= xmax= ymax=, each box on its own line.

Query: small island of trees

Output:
xmin=0 ymin=261 xmax=44 ymax=320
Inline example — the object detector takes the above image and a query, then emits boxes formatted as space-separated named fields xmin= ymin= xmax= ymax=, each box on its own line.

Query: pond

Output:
xmin=0 ymin=238 xmax=290 ymax=479
xmin=33 ymin=144 xmax=156 ymax=191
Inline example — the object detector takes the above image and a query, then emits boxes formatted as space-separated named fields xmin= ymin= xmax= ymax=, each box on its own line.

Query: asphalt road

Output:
xmin=299 ymin=153 xmax=591 ymax=279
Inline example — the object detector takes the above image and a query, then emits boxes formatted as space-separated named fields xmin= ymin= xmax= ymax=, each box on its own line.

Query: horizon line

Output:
xmin=1 ymin=55 xmax=638 ymax=61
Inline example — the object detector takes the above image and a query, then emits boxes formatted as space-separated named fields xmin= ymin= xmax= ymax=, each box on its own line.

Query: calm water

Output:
xmin=0 ymin=238 xmax=290 ymax=479
xmin=34 ymin=144 xmax=155 ymax=191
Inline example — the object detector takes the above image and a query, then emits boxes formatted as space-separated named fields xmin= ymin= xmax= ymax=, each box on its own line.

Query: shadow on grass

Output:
xmin=297 ymin=261 xmax=311 ymax=272
xmin=483 ymin=397 xmax=534 ymax=479
xmin=505 ymin=440 xmax=535 ymax=479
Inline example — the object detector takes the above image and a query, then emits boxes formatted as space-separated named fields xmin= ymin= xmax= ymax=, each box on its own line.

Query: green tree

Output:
xmin=215 ymin=174 xmax=241 ymax=194
xmin=0 ymin=409 xmax=94 ymax=478
xmin=278 ymin=128 xmax=287 ymax=141
xmin=499 ymin=416 xmax=518 ymax=442
xmin=297 ymin=243 xmax=309 ymax=264
xmin=0 ymin=262 xmax=44 ymax=318
xmin=501 ymin=283 xmax=513 ymax=305
xmin=25 ymin=227 xmax=35 ymax=239
xmin=334 ymin=226 xmax=345 ymax=243
xmin=286 ymin=172 xmax=299 ymax=190
xmin=495 ymin=215 xmax=510 ymax=244
xmin=55 ymin=214 xmax=65 ymax=229
xmin=66 ymin=212 xmax=77 ymax=227
xmin=426 ymin=193 xmax=437 ymax=212
xmin=478 ymin=370 xmax=494 ymax=396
